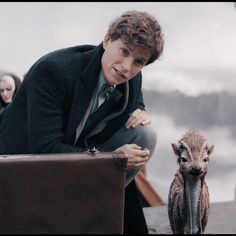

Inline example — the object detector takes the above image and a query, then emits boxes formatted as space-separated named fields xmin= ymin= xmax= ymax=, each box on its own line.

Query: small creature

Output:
xmin=168 ymin=130 xmax=214 ymax=234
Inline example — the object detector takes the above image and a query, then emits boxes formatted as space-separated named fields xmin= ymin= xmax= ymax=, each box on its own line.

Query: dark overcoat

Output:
xmin=0 ymin=43 xmax=145 ymax=155
xmin=0 ymin=43 xmax=148 ymax=233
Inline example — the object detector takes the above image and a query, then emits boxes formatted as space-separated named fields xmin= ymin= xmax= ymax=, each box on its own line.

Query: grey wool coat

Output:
xmin=0 ymin=43 xmax=145 ymax=155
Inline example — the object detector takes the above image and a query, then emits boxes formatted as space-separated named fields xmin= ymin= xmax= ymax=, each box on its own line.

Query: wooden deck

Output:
xmin=143 ymin=199 xmax=236 ymax=234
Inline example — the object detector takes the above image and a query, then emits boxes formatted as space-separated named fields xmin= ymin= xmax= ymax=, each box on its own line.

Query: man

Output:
xmin=0 ymin=10 xmax=164 ymax=233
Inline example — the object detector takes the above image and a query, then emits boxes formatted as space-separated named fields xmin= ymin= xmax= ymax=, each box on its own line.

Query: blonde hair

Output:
xmin=0 ymin=75 xmax=16 ymax=92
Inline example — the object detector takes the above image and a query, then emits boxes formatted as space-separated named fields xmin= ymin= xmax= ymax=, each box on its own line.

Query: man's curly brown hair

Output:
xmin=107 ymin=10 xmax=164 ymax=65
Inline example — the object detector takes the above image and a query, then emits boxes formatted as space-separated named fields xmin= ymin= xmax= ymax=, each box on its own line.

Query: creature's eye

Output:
xmin=203 ymin=157 xmax=209 ymax=163
xmin=180 ymin=157 xmax=187 ymax=163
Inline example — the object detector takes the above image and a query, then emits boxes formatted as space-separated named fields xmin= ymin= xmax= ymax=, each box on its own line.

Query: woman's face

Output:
xmin=0 ymin=76 xmax=16 ymax=104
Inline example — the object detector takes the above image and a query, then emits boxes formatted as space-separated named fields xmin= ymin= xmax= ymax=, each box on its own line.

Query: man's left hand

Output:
xmin=125 ymin=109 xmax=151 ymax=129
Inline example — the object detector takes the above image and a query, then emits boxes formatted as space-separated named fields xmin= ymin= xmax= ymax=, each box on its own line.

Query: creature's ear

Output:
xmin=171 ymin=143 xmax=182 ymax=157
xmin=207 ymin=145 xmax=214 ymax=156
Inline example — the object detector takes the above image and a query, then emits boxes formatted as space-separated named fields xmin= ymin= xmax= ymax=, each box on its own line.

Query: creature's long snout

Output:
xmin=190 ymin=166 xmax=202 ymax=176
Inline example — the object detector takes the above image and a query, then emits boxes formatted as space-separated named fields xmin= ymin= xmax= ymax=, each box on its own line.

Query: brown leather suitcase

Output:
xmin=0 ymin=152 xmax=127 ymax=234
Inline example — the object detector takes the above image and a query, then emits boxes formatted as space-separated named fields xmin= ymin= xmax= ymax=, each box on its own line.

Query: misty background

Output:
xmin=1 ymin=2 xmax=236 ymax=203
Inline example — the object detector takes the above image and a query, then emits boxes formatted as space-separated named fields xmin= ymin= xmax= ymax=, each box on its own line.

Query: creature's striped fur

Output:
xmin=168 ymin=130 xmax=214 ymax=234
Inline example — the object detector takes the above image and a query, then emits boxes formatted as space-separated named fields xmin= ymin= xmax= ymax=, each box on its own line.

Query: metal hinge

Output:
xmin=87 ymin=147 xmax=100 ymax=154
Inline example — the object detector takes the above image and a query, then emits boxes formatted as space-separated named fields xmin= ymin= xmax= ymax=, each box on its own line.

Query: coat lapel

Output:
xmin=62 ymin=42 xmax=142 ymax=146
xmin=63 ymin=44 xmax=104 ymax=144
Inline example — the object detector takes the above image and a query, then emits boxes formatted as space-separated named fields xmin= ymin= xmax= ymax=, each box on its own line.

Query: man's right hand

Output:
xmin=114 ymin=144 xmax=150 ymax=169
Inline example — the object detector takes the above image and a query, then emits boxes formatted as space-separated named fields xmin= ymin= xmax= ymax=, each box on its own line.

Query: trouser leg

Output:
xmin=95 ymin=124 xmax=157 ymax=186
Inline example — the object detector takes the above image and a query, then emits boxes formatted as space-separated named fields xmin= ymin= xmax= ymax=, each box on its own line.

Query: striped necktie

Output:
xmin=75 ymin=84 xmax=122 ymax=147
xmin=92 ymin=84 xmax=114 ymax=113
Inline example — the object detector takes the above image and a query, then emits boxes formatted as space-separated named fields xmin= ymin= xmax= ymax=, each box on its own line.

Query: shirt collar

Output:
xmin=99 ymin=70 xmax=116 ymax=89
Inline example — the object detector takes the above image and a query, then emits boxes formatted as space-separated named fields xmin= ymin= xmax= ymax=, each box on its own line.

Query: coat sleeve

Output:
xmin=27 ymin=58 xmax=82 ymax=154
xmin=136 ymin=91 xmax=146 ymax=111
xmin=135 ymin=72 xmax=146 ymax=111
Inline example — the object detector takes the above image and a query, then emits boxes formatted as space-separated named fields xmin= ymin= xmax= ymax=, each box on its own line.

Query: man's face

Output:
xmin=101 ymin=36 xmax=151 ymax=86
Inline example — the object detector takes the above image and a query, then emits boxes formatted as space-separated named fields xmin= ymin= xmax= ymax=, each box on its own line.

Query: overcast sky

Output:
xmin=1 ymin=2 xmax=236 ymax=96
